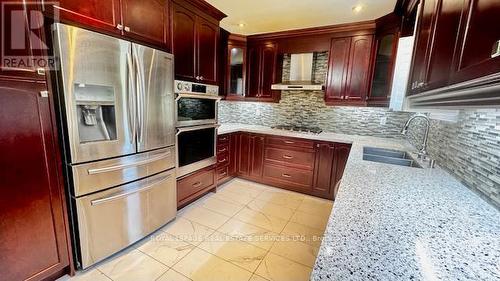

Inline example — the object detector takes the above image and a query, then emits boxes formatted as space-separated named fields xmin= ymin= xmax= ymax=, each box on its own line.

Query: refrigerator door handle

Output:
xmin=90 ymin=173 xmax=172 ymax=205
xmin=126 ymin=49 xmax=136 ymax=144
xmin=133 ymin=46 xmax=146 ymax=147
xmin=86 ymin=151 xmax=172 ymax=175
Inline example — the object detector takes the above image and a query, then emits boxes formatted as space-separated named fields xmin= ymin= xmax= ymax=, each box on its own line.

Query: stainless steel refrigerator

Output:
xmin=52 ymin=23 xmax=177 ymax=269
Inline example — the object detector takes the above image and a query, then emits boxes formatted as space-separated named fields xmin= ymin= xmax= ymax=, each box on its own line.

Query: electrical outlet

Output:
xmin=380 ymin=116 xmax=387 ymax=125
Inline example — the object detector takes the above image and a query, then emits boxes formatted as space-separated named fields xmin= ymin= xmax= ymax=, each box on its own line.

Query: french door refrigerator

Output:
xmin=52 ymin=23 xmax=177 ymax=269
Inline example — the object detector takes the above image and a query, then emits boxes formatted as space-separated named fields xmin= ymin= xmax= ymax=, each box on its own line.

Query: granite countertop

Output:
xmin=218 ymin=123 xmax=500 ymax=280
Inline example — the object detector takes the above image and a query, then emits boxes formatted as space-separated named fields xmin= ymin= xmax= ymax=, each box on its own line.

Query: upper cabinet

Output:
xmin=172 ymin=3 xmax=197 ymax=81
xmin=367 ymin=13 xmax=401 ymax=107
xmin=246 ymin=41 xmax=280 ymax=101
xmin=406 ymin=0 xmax=500 ymax=106
xmin=171 ymin=0 xmax=226 ymax=85
xmin=325 ymin=35 xmax=374 ymax=105
xmin=49 ymin=0 xmax=169 ymax=49
xmin=224 ymin=34 xmax=247 ymax=99
xmin=121 ymin=0 xmax=169 ymax=47
xmin=452 ymin=0 xmax=500 ymax=84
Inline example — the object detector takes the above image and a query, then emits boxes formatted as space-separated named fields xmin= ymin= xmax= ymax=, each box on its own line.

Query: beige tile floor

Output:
xmin=58 ymin=179 xmax=333 ymax=281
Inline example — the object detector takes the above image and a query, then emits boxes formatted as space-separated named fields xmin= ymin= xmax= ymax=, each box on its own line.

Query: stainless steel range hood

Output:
xmin=271 ymin=53 xmax=324 ymax=91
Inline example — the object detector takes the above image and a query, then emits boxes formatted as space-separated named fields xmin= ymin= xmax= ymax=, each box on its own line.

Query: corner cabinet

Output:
xmin=172 ymin=0 xmax=224 ymax=85
xmin=312 ymin=142 xmax=352 ymax=199
xmin=325 ymin=35 xmax=374 ymax=105
xmin=246 ymin=41 xmax=280 ymax=102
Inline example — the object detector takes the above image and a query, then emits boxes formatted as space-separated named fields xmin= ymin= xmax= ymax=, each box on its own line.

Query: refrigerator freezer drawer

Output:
xmin=72 ymin=146 xmax=175 ymax=197
xmin=75 ymin=169 xmax=176 ymax=269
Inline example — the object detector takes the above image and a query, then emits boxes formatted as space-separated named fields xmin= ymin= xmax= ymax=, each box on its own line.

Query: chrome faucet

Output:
xmin=401 ymin=113 xmax=431 ymax=160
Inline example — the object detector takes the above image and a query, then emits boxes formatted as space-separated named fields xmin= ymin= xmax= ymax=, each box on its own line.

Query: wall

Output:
xmin=407 ymin=109 xmax=500 ymax=209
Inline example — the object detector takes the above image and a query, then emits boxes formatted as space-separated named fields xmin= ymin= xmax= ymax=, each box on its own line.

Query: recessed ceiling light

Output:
xmin=352 ymin=5 xmax=363 ymax=13
xmin=237 ymin=23 xmax=246 ymax=28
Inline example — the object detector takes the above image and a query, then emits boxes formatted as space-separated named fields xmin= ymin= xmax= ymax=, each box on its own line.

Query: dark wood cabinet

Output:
xmin=408 ymin=0 xmax=461 ymax=94
xmin=121 ymin=0 xmax=168 ymax=47
xmin=407 ymin=0 xmax=500 ymax=105
xmin=216 ymin=133 xmax=237 ymax=185
xmin=51 ymin=0 xmax=169 ymax=49
xmin=312 ymin=143 xmax=336 ymax=198
xmin=235 ymin=132 xmax=351 ymax=199
xmin=451 ymin=0 xmax=500 ymax=84
xmin=0 ymin=78 xmax=71 ymax=280
xmin=172 ymin=3 xmax=197 ymax=81
xmin=51 ymin=0 xmax=121 ymax=34
xmin=224 ymin=34 xmax=247 ymax=99
xmin=249 ymin=135 xmax=265 ymax=178
xmin=0 ymin=1 xmax=47 ymax=80
xmin=171 ymin=0 xmax=224 ymax=85
xmin=325 ymin=35 xmax=374 ymax=105
xmin=367 ymin=13 xmax=401 ymax=106
xmin=325 ymin=37 xmax=351 ymax=103
xmin=196 ymin=16 xmax=218 ymax=84
xmin=246 ymin=41 xmax=280 ymax=101
xmin=177 ymin=165 xmax=216 ymax=208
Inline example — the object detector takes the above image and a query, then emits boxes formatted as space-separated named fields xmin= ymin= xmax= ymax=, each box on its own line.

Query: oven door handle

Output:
xmin=176 ymin=124 xmax=220 ymax=136
xmin=87 ymin=152 xmax=171 ymax=175
xmin=175 ymin=93 xmax=222 ymax=101
xmin=90 ymin=173 xmax=172 ymax=206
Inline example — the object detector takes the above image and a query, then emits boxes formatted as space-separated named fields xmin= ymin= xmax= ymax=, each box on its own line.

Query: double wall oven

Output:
xmin=175 ymin=80 xmax=220 ymax=177
xmin=53 ymin=24 xmax=177 ymax=269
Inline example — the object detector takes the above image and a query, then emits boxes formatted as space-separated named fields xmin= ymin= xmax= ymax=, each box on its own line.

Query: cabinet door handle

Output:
xmin=124 ymin=26 xmax=131 ymax=32
xmin=284 ymin=140 xmax=294 ymax=144
xmin=282 ymin=155 xmax=293 ymax=159
xmin=281 ymin=173 xmax=292 ymax=178
xmin=39 ymin=91 xmax=49 ymax=98
xmin=192 ymin=181 xmax=202 ymax=188
xmin=36 ymin=68 xmax=45 ymax=75
xmin=219 ymin=137 xmax=228 ymax=141
xmin=116 ymin=24 xmax=124 ymax=31
xmin=200 ymin=76 xmax=204 ymax=80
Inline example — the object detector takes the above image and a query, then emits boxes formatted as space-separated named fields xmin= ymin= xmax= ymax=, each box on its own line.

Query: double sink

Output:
xmin=363 ymin=147 xmax=422 ymax=168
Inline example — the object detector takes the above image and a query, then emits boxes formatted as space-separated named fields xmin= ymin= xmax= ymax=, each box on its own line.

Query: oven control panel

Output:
xmin=175 ymin=80 xmax=219 ymax=95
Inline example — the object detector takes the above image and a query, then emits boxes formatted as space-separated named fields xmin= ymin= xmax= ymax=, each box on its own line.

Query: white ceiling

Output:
xmin=205 ymin=0 xmax=398 ymax=35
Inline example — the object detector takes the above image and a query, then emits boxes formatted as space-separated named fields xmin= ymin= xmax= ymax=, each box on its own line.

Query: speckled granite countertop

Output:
xmin=218 ymin=123 xmax=500 ymax=281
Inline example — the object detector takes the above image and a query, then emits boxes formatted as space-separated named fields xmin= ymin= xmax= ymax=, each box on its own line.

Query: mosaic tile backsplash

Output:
xmin=406 ymin=109 xmax=500 ymax=209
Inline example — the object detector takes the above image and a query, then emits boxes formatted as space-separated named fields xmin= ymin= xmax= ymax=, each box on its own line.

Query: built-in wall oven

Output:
xmin=174 ymin=80 xmax=220 ymax=177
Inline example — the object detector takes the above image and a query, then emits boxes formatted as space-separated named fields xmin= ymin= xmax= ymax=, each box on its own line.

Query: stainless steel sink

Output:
xmin=363 ymin=147 xmax=422 ymax=168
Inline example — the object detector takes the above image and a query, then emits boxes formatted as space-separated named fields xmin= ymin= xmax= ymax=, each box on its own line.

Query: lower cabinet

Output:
xmin=0 ymin=78 xmax=71 ymax=280
xmin=236 ymin=132 xmax=351 ymax=200
xmin=177 ymin=165 xmax=216 ymax=208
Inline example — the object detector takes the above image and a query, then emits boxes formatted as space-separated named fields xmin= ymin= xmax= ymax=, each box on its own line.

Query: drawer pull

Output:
xmin=192 ymin=181 xmax=202 ymax=188
xmin=219 ymin=158 xmax=227 ymax=163
xmin=220 ymin=171 xmax=227 ymax=176
xmin=219 ymin=137 xmax=228 ymax=141
xmin=282 ymin=155 xmax=293 ymax=159
xmin=281 ymin=173 xmax=292 ymax=178
xmin=284 ymin=140 xmax=295 ymax=144
xmin=219 ymin=148 xmax=227 ymax=152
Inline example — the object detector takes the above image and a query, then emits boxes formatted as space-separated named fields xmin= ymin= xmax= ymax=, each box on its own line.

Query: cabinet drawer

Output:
xmin=266 ymin=136 xmax=314 ymax=149
xmin=217 ymin=151 xmax=229 ymax=166
xmin=177 ymin=167 xmax=215 ymax=202
xmin=217 ymin=165 xmax=229 ymax=181
xmin=263 ymin=164 xmax=313 ymax=190
xmin=218 ymin=134 xmax=230 ymax=144
xmin=264 ymin=147 xmax=315 ymax=170
xmin=217 ymin=143 xmax=229 ymax=154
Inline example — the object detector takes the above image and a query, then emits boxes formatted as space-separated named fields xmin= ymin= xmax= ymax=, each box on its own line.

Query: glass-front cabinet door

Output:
xmin=226 ymin=39 xmax=246 ymax=98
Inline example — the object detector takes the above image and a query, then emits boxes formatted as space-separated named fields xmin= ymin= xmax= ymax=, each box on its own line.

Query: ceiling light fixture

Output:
xmin=237 ymin=23 xmax=246 ymax=28
xmin=352 ymin=5 xmax=363 ymax=13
